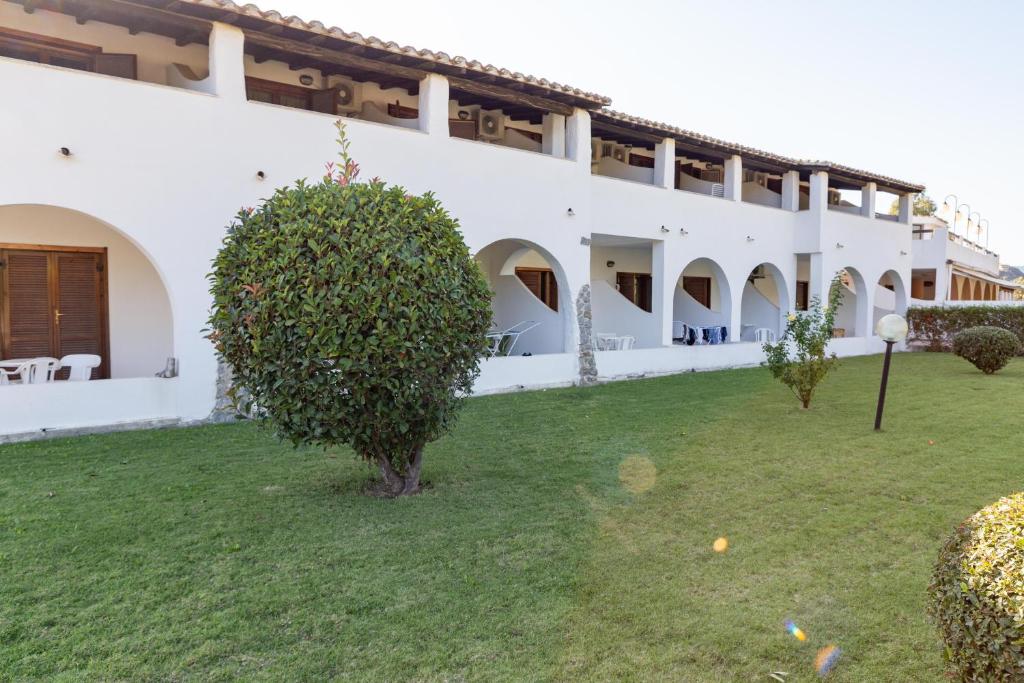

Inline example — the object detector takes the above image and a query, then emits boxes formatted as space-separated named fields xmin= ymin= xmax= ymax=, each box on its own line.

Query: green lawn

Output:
xmin=1 ymin=353 xmax=1021 ymax=681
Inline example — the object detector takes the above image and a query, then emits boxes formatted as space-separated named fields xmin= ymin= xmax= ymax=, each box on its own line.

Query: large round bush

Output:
xmin=208 ymin=135 xmax=492 ymax=495
xmin=929 ymin=493 xmax=1024 ymax=680
xmin=952 ymin=326 xmax=1020 ymax=374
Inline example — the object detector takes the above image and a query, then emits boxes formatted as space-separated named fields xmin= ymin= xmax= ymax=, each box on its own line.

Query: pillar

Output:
xmin=898 ymin=193 xmax=913 ymax=225
xmin=724 ymin=154 xmax=742 ymax=201
xmin=861 ymin=182 xmax=877 ymax=218
xmin=654 ymin=138 xmax=676 ymax=189
xmin=781 ymin=170 xmax=800 ymax=211
xmin=209 ymin=22 xmax=246 ymax=100
xmin=808 ymin=171 xmax=829 ymax=216
xmin=417 ymin=73 xmax=449 ymax=136
xmin=566 ymin=108 xmax=592 ymax=169
xmin=542 ymin=113 xmax=566 ymax=158
xmin=652 ymin=242 xmax=673 ymax=345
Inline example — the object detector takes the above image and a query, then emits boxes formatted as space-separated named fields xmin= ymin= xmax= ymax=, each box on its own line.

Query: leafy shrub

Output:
xmin=208 ymin=122 xmax=493 ymax=496
xmin=952 ymin=326 xmax=1020 ymax=374
xmin=929 ymin=493 xmax=1024 ymax=681
xmin=908 ymin=306 xmax=1024 ymax=354
xmin=762 ymin=275 xmax=843 ymax=409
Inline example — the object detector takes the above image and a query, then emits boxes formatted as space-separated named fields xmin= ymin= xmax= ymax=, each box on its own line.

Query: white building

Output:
xmin=910 ymin=215 xmax=1021 ymax=304
xmin=0 ymin=0 xmax=923 ymax=439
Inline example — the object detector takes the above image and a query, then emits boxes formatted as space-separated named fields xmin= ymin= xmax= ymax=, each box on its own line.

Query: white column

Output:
xmin=209 ymin=22 xmax=246 ymax=100
xmin=898 ymin=193 xmax=913 ymax=225
xmin=542 ymin=113 xmax=566 ymax=158
xmin=724 ymin=154 xmax=742 ymax=201
xmin=781 ymin=170 xmax=800 ymax=211
xmin=418 ymin=73 xmax=449 ymax=136
xmin=729 ymin=283 xmax=743 ymax=343
xmin=809 ymin=171 xmax=829 ymax=216
xmin=566 ymin=108 xmax=592 ymax=169
xmin=652 ymin=242 xmax=673 ymax=345
xmin=654 ymin=137 xmax=676 ymax=189
xmin=861 ymin=182 xmax=877 ymax=218
xmin=808 ymin=252 xmax=828 ymax=307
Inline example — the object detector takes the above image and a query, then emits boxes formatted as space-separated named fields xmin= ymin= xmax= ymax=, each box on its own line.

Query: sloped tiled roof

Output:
xmin=171 ymin=0 xmax=611 ymax=106
xmin=595 ymin=110 xmax=925 ymax=193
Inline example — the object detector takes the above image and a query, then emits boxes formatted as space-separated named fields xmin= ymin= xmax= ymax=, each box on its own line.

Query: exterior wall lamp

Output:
xmin=746 ymin=236 xmax=755 ymax=242
xmin=58 ymin=147 xmax=71 ymax=157
xmin=566 ymin=208 xmax=575 ymax=216
xmin=660 ymin=226 xmax=670 ymax=233
xmin=836 ymin=242 xmax=844 ymax=249
xmin=679 ymin=228 xmax=688 ymax=236
xmin=256 ymin=170 xmax=266 ymax=180
xmin=873 ymin=313 xmax=908 ymax=431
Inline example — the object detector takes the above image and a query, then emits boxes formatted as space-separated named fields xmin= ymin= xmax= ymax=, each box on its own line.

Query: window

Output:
xmin=515 ymin=268 xmax=558 ymax=312
xmin=0 ymin=27 xmax=136 ymax=79
xmin=245 ymin=77 xmax=317 ymax=110
xmin=683 ymin=276 xmax=711 ymax=309
xmin=616 ymin=272 xmax=652 ymax=312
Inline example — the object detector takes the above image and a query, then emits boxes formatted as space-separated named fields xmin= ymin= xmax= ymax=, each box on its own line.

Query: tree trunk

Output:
xmin=373 ymin=444 xmax=424 ymax=497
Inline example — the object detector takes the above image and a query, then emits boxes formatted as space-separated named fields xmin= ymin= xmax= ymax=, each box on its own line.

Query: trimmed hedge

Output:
xmin=929 ymin=493 xmax=1024 ymax=681
xmin=953 ymin=327 xmax=1020 ymax=374
xmin=908 ymin=306 xmax=1024 ymax=354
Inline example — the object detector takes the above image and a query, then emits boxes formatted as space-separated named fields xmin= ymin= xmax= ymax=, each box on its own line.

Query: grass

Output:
xmin=1 ymin=353 xmax=1021 ymax=681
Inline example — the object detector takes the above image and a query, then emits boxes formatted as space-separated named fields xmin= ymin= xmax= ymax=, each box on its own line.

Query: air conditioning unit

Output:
xmin=477 ymin=110 xmax=505 ymax=140
xmin=333 ymin=78 xmax=362 ymax=113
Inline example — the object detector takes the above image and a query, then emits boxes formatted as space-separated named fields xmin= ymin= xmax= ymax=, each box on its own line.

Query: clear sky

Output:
xmin=279 ymin=0 xmax=1023 ymax=263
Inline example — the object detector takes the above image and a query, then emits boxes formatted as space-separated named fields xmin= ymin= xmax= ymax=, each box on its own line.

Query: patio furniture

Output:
xmin=0 ymin=357 xmax=59 ymax=384
xmin=60 ymin=354 xmax=102 ymax=381
xmin=754 ymin=328 xmax=776 ymax=343
xmin=672 ymin=321 xmax=686 ymax=340
xmin=595 ymin=333 xmax=618 ymax=351
xmin=486 ymin=321 xmax=540 ymax=357
xmin=617 ymin=335 xmax=636 ymax=350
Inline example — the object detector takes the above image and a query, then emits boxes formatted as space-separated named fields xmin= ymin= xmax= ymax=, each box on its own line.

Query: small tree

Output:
xmin=888 ymin=192 xmax=936 ymax=216
xmin=762 ymin=276 xmax=843 ymax=409
xmin=208 ymin=122 xmax=493 ymax=496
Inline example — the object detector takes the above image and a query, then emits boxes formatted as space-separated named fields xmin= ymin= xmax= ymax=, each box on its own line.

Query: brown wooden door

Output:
xmin=0 ymin=247 xmax=109 ymax=379
xmin=683 ymin=276 xmax=711 ymax=308
xmin=796 ymin=281 xmax=809 ymax=311
xmin=616 ymin=272 xmax=652 ymax=312
xmin=515 ymin=267 xmax=558 ymax=311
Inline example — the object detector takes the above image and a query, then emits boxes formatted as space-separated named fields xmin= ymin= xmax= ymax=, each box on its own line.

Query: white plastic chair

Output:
xmin=6 ymin=357 xmax=60 ymax=385
xmin=617 ymin=335 xmax=636 ymax=351
xmin=672 ymin=321 xmax=686 ymax=340
xmin=754 ymin=328 xmax=777 ymax=343
xmin=60 ymin=354 xmax=102 ymax=381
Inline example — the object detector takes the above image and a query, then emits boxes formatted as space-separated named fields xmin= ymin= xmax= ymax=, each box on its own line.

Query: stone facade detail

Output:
xmin=576 ymin=284 xmax=598 ymax=385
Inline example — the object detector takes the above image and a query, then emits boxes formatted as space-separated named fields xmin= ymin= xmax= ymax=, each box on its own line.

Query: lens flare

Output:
xmin=618 ymin=455 xmax=657 ymax=494
xmin=814 ymin=645 xmax=841 ymax=676
xmin=712 ymin=537 xmax=728 ymax=553
xmin=784 ymin=619 xmax=806 ymax=641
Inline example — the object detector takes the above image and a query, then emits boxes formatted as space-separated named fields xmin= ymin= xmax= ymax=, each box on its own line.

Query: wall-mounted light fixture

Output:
xmin=746 ymin=235 xmax=755 ymax=242
xmin=298 ymin=74 xmax=314 ymax=86
xmin=566 ymin=208 xmax=575 ymax=217
xmin=660 ymin=225 xmax=670 ymax=233
xmin=836 ymin=242 xmax=845 ymax=249
xmin=580 ymin=236 xmax=591 ymax=246
xmin=58 ymin=147 xmax=71 ymax=157
xmin=679 ymin=228 xmax=688 ymax=236
xmin=256 ymin=170 xmax=266 ymax=180
xmin=457 ymin=110 xmax=471 ymax=121
xmin=606 ymin=260 xmax=615 ymax=268
xmin=900 ymin=250 xmax=908 ymax=256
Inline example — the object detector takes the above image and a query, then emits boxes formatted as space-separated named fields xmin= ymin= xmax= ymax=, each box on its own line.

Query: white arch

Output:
xmin=739 ymin=261 xmax=791 ymax=342
xmin=832 ymin=266 xmax=868 ymax=337
xmin=672 ymin=257 xmax=733 ymax=341
xmin=473 ymin=238 xmax=573 ymax=355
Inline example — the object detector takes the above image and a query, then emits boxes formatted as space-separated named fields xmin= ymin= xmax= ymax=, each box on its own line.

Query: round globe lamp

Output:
xmin=874 ymin=313 xmax=908 ymax=430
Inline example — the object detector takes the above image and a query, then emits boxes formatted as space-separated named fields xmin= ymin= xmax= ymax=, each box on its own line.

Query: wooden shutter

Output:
xmin=449 ymin=120 xmax=477 ymax=140
xmin=515 ymin=268 xmax=558 ymax=312
xmin=616 ymin=273 xmax=653 ymax=312
xmin=796 ymin=281 xmax=809 ymax=311
xmin=0 ymin=250 xmax=53 ymax=360
xmin=54 ymin=252 xmax=108 ymax=379
xmin=310 ymin=87 xmax=339 ymax=114
xmin=683 ymin=276 xmax=711 ymax=308
xmin=94 ymin=53 xmax=137 ymax=79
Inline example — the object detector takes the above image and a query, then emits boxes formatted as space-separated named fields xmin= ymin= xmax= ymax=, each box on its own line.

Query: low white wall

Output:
xmin=596 ymin=157 xmax=654 ymax=185
xmin=473 ymin=353 xmax=578 ymax=394
xmin=595 ymin=343 xmax=765 ymax=379
xmin=590 ymin=280 xmax=660 ymax=348
xmin=0 ymin=377 xmax=178 ymax=436
xmin=742 ymin=182 xmax=782 ymax=208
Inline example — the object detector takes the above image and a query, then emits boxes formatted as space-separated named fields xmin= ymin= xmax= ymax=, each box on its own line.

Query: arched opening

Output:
xmin=831 ymin=267 xmax=867 ymax=338
xmin=739 ymin=262 xmax=789 ymax=342
xmin=973 ymin=280 xmax=983 ymax=301
xmin=672 ymin=258 xmax=731 ymax=345
xmin=0 ymin=204 xmax=173 ymax=379
xmin=473 ymin=239 xmax=571 ymax=355
xmin=950 ymin=275 xmax=961 ymax=301
xmin=873 ymin=270 xmax=908 ymax=331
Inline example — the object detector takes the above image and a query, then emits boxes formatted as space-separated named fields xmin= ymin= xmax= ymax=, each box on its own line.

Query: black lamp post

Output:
xmin=874 ymin=313 xmax=909 ymax=431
